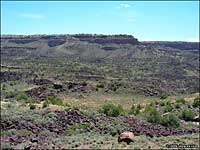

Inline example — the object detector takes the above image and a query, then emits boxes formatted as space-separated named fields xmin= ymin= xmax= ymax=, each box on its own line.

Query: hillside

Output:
xmin=1 ymin=34 xmax=199 ymax=149
xmin=1 ymin=34 xmax=199 ymax=97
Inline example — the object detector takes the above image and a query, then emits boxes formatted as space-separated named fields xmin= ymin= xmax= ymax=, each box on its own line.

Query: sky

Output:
xmin=1 ymin=1 xmax=199 ymax=41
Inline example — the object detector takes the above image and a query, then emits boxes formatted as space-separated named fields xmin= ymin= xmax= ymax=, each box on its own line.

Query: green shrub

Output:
xmin=155 ymin=101 xmax=160 ymax=105
xmin=96 ymin=83 xmax=104 ymax=88
xmin=63 ymin=104 xmax=73 ymax=111
xmin=112 ymin=86 xmax=117 ymax=91
xmin=64 ymin=103 xmax=71 ymax=107
xmin=100 ymin=103 xmax=123 ymax=117
xmin=160 ymin=101 xmax=165 ymax=106
xmin=129 ymin=104 xmax=141 ymax=115
xmin=149 ymin=102 xmax=155 ymax=107
xmin=19 ymin=129 xmax=33 ymax=136
xmin=144 ymin=105 xmax=161 ymax=124
xmin=79 ymin=123 xmax=90 ymax=130
xmin=81 ymin=81 xmax=87 ymax=86
xmin=5 ymin=91 xmax=16 ymax=99
xmin=29 ymin=103 xmax=36 ymax=110
xmin=17 ymin=92 xmax=28 ymax=101
xmin=137 ymin=104 xmax=142 ymax=110
xmin=179 ymin=110 xmax=195 ymax=121
xmin=117 ymin=104 xmax=125 ymax=115
xmin=66 ymin=123 xmax=91 ymax=135
xmin=110 ymin=127 xmax=118 ymax=136
xmin=28 ymin=98 xmax=37 ymax=104
xmin=164 ymin=104 xmax=173 ymax=112
xmin=46 ymin=96 xmax=63 ymax=106
xmin=132 ymin=98 xmax=135 ymax=102
xmin=42 ymin=101 xmax=49 ymax=108
xmin=7 ymin=103 xmax=12 ymax=108
xmin=3 ymin=129 xmax=33 ymax=136
xmin=47 ymin=112 xmax=58 ymax=121
xmin=176 ymin=98 xmax=186 ymax=104
xmin=1 ymin=143 xmax=14 ymax=150
xmin=10 ymin=82 xmax=14 ymax=86
xmin=38 ymin=129 xmax=55 ymax=137
xmin=161 ymin=113 xmax=180 ymax=128
xmin=66 ymin=127 xmax=75 ymax=136
xmin=193 ymin=96 xmax=200 ymax=108
xmin=2 ymin=84 xmax=6 ymax=90
xmin=160 ymin=95 xmax=168 ymax=99
xmin=129 ymin=105 xmax=136 ymax=115
xmin=175 ymin=103 xmax=181 ymax=109
xmin=166 ymin=100 xmax=171 ymax=105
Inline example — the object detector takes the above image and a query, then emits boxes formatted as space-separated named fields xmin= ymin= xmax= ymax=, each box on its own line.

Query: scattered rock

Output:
xmin=192 ymin=115 xmax=200 ymax=122
xmin=30 ymin=137 xmax=38 ymax=143
xmin=124 ymin=116 xmax=198 ymax=137
xmin=118 ymin=131 xmax=135 ymax=144
xmin=24 ymin=144 xmax=32 ymax=150
xmin=25 ymin=86 xmax=55 ymax=101
xmin=53 ymin=83 xmax=63 ymax=89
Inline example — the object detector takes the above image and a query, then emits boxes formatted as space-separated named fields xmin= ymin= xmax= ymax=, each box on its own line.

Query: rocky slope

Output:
xmin=1 ymin=34 xmax=199 ymax=96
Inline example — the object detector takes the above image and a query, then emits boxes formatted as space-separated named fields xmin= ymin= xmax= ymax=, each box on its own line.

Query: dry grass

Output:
xmin=169 ymin=93 xmax=199 ymax=104
xmin=63 ymin=93 xmax=199 ymax=111
xmin=63 ymin=93 xmax=159 ymax=111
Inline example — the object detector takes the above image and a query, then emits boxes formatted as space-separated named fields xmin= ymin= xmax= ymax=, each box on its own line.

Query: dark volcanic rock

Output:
xmin=0 ymin=71 xmax=33 ymax=82
xmin=53 ymin=83 xmax=63 ymax=89
xmin=73 ymin=34 xmax=139 ymax=45
xmin=124 ymin=116 xmax=198 ymax=137
xmin=27 ymin=78 xmax=54 ymax=85
xmin=0 ymin=71 xmax=22 ymax=82
xmin=1 ymin=109 xmax=199 ymax=148
xmin=8 ymin=39 xmax=37 ymax=44
xmin=102 ymin=47 xmax=118 ymax=51
xmin=25 ymin=86 xmax=55 ymax=101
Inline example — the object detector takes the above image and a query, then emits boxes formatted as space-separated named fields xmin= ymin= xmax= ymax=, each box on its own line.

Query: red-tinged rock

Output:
xmin=118 ymin=131 xmax=135 ymax=144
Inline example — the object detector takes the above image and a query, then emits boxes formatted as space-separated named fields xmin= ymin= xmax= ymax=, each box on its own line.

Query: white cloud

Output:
xmin=117 ymin=4 xmax=131 ymax=9
xmin=20 ymin=14 xmax=45 ymax=19
xmin=186 ymin=37 xmax=199 ymax=42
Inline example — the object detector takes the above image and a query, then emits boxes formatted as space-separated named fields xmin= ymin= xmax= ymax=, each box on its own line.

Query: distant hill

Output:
xmin=1 ymin=34 xmax=199 ymax=96
xmin=141 ymin=41 xmax=199 ymax=51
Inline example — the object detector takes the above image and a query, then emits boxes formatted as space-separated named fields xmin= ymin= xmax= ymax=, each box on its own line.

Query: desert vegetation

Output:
xmin=0 ymin=34 xmax=199 ymax=149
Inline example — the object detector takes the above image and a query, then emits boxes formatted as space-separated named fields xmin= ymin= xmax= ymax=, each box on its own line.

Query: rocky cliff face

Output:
xmin=72 ymin=34 xmax=139 ymax=45
xmin=1 ymin=34 xmax=139 ymax=45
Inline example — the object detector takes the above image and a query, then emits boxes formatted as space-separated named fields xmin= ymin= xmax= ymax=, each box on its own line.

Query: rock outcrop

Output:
xmin=1 ymin=34 xmax=139 ymax=45
xmin=72 ymin=34 xmax=139 ymax=45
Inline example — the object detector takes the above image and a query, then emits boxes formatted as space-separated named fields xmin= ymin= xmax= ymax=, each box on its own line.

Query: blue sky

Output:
xmin=1 ymin=1 xmax=199 ymax=41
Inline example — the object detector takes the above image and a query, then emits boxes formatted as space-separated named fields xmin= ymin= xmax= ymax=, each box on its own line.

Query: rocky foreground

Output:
xmin=1 ymin=108 xmax=198 ymax=149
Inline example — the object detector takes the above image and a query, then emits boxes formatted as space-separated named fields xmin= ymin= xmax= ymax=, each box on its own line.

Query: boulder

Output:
xmin=53 ymin=82 xmax=63 ymax=89
xmin=118 ymin=131 xmax=135 ymax=144
xmin=192 ymin=115 xmax=200 ymax=122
